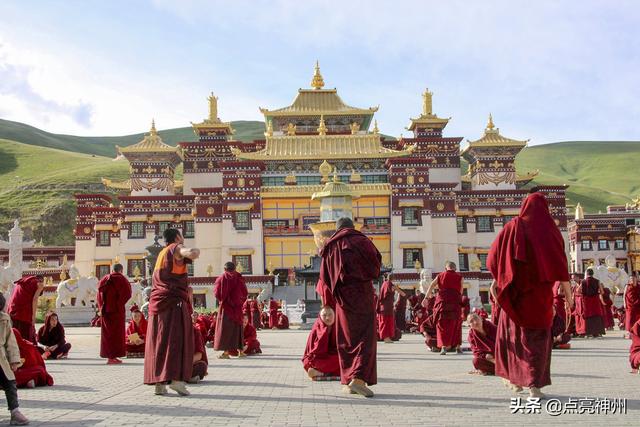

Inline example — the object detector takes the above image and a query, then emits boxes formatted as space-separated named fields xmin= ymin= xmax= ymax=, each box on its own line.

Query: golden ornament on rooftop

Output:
xmin=311 ymin=60 xmax=325 ymax=90
xmin=286 ymin=122 xmax=296 ymax=136
xmin=317 ymin=115 xmax=327 ymax=135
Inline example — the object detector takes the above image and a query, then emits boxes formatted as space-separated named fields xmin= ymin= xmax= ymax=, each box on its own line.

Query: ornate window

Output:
xmin=129 ymin=222 xmax=145 ymax=239
xmin=127 ymin=259 xmax=145 ymax=278
xmin=158 ymin=221 xmax=172 ymax=236
xmin=402 ymin=248 xmax=423 ymax=269
xmin=581 ymin=240 xmax=592 ymax=251
xmin=233 ymin=211 xmax=251 ymax=230
xmin=95 ymin=264 xmax=110 ymax=279
xmin=458 ymin=253 xmax=469 ymax=271
xmin=456 ymin=217 xmax=467 ymax=233
xmin=364 ymin=217 xmax=390 ymax=227
xmin=232 ymin=255 xmax=252 ymax=274
xmin=478 ymin=254 xmax=488 ymax=271
xmin=183 ymin=221 xmax=195 ymax=238
xmin=615 ymin=239 xmax=625 ymax=250
xmin=598 ymin=240 xmax=609 ymax=250
xmin=96 ymin=231 xmax=111 ymax=247
xmin=402 ymin=207 xmax=421 ymax=226
xmin=264 ymin=220 xmax=289 ymax=228
xmin=476 ymin=216 xmax=493 ymax=233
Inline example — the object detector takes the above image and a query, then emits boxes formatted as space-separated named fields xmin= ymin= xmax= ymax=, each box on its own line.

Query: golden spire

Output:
xmin=317 ymin=115 xmax=327 ymax=135
xmin=486 ymin=114 xmax=495 ymax=131
xmin=265 ymin=120 xmax=273 ymax=137
xmin=575 ymin=203 xmax=585 ymax=220
xmin=208 ymin=92 xmax=219 ymax=122
xmin=422 ymin=88 xmax=433 ymax=116
xmin=150 ymin=119 xmax=158 ymax=136
xmin=372 ymin=120 xmax=379 ymax=134
xmin=332 ymin=167 xmax=339 ymax=183
xmin=311 ymin=60 xmax=325 ymax=90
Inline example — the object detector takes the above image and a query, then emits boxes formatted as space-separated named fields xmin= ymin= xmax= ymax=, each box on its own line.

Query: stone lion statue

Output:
xmin=56 ymin=264 xmax=99 ymax=307
xmin=594 ymin=255 xmax=629 ymax=295
xmin=0 ymin=264 xmax=20 ymax=300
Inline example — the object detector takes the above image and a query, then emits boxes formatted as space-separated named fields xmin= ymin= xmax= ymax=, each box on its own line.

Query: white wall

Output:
xmin=183 ymin=173 xmax=223 ymax=195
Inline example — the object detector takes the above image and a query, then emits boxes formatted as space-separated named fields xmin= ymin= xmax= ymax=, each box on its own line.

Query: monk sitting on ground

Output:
xmin=37 ymin=312 xmax=71 ymax=360
xmin=629 ymin=318 xmax=640 ymax=374
xmin=242 ymin=314 xmax=261 ymax=355
xmin=551 ymin=306 xmax=571 ymax=349
xmin=467 ymin=313 xmax=496 ymax=375
xmin=302 ymin=306 xmax=340 ymax=380
xmin=190 ymin=326 xmax=208 ymax=383
xmin=276 ymin=311 xmax=290 ymax=329
xmin=126 ymin=305 xmax=147 ymax=358
xmin=13 ymin=328 xmax=53 ymax=389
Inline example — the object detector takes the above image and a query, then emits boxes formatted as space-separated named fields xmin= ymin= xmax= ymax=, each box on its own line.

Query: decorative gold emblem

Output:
xmin=436 ymin=203 xmax=445 ymax=211
xmin=83 ymin=227 xmax=91 ymax=234
xmin=238 ymin=178 xmax=245 ymax=187
xmin=206 ymin=207 xmax=214 ymax=215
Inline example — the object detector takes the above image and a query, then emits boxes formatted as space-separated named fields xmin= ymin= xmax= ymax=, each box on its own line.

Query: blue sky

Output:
xmin=0 ymin=0 xmax=638 ymax=146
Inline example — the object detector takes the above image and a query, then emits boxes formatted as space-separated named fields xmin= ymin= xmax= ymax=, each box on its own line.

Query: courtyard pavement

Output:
xmin=6 ymin=325 xmax=638 ymax=426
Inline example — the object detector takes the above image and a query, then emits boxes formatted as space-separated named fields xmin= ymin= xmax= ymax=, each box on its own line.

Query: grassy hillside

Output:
xmin=0 ymin=119 xmax=268 ymax=157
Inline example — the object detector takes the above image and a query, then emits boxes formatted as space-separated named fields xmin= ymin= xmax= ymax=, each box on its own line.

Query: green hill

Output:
xmin=0 ymin=117 xmax=638 ymax=245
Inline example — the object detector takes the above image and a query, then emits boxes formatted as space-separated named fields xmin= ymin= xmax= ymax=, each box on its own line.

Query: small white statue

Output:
xmin=594 ymin=255 xmax=629 ymax=295
xmin=0 ymin=264 xmax=20 ymax=300
xmin=129 ymin=279 xmax=145 ymax=308
xmin=56 ymin=264 xmax=98 ymax=307
xmin=419 ymin=268 xmax=432 ymax=294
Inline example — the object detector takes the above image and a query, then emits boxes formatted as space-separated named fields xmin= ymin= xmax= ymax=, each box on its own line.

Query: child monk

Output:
xmin=126 ymin=304 xmax=147 ymax=358
xmin=302 ymin=307 xmax=339 ymax=380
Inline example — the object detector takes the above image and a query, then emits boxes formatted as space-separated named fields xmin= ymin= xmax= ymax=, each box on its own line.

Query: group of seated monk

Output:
xmin=228 ymin=315 xmax=262 ymax=357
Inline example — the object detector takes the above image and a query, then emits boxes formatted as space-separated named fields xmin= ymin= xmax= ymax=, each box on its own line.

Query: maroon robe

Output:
xmin=144 ymin=243 xmax=194 ymax=384
xmin=276 ymin=312 xmax=290 ymax=329
xmin=8 ymin=276 xmax=40 ymax=344
xmin=37 ymin=313 xmax=71 ymax=359
xmin=243 ymin=323 xmax=261 ymax=355
xmin=553 ymin=281 xmax=567 ymax=324
xmin=601 ymin=288 xmax=615 ymax=329
xmin=377 ymin=280 xmax=395 ymax=340
xmin=488 ymin=192 xmax=570 ymax=389
xmin=250 ymin=300 xmax=261 ymax=329
xmin=551 ymin=312 xmax=571 ymax=347
xmin=97 ymin=272 xmax=132 ymax=359
xmin=192 ymin=327 xmax=208 ymax=380
xmin=433 ymin=270 xmax=463 ymax=349
xmin=468 ymin=320 xmax=497 ymax=375
xmin=268 ymin=300 xmax=280 ymax=329
xmin=125 ymin=316 xmax=148 ymax=356
xmin=13 ymin=328 xmax=53 ymax=388
xmin=461 ymin=296 xmax=471 ymax=320
xmin=394 ymin=293 xmax=408 ymax=332
xmin=214 ymin=270 xmax=248 ymax=351
xmin=421 ymin=315 xmax=438 ymax=349
xmin=625 ymin=283 xmax=640 ymax=332
xmin=629 ymin=319 xmax=640 ymax=370
xmin=302 ymin=315 xmax=339 ymax=376
xmin=576 ymin=277 xmax=605 ymax=336
xmin=319 ymin=227 xmax=381 ymax=386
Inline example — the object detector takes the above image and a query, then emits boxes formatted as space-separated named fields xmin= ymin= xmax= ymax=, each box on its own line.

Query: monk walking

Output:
xmin=425 ymin=261 xmax=463 ymax=355
xmin=377 ymin=275 xmax=395 ymax=343
xmin=624 ymin=276 xmax=640 ymax=334
xmin=97 ymin=264 xmax=132 ymax=365
xmin=576 ymin=269 xmax=605 ymax=338
xmin=144 ymin=228 xmax=199 ymax=396
xmin=319 ymin=217 xmax=381 ymax=397
xmin=8 ymin=276 xmax=44 ymax=344
xmin=214 ymin=262 xmax=248 ymax=359
xmin=488 ymin=192 xmax=573 ymax=399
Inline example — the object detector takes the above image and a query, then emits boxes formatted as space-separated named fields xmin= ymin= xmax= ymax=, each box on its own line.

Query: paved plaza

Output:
xmin=6 ymin=326 xmax=638 ymax=426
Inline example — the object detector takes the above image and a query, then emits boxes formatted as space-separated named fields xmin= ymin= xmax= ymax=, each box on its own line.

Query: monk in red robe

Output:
xmin=377 ymin=276 xmax=396 ymax=343
xmin=191 ymin=312 xmax=208 ymax=347
xmin=629 ymin=318 xmax=640 ymax=373
xmin=467 ymin=314 xmax=496 ymax=375
xmin=242 ymin=314 xmax=261 ymax=355
xmin=268 ymin=298 xmax=280 ymax=329
xmin=249 ymin=298 xmax=261 ymax=329
xmin=488 ymin=192 xmax=573 ymax=399
xmin=576 ymin=269 xmax=605 ymax=338
xmin=624 ymin=276 xmax=640 ymax=334
xmin=426 ymin=261 xmax=463 ymax=355
xmin=489 ymin=280 xmax=500 ymax=325
xmin=394 ymin=288 xmax=408 ymax=332
xmin=420 ymin=311 xmax=438 ymax=351
xmin=319 ymin=217 xmax=381 ymax=397
xmin=461 ymin=296 xmax=471 ymax=321
xmin=12 ymin=328 xmax=53 ymax=389
xmin=125 ymin=305 xmax=147 ymax=358
xmin=190 ymin=326 xmax=208 ymax=383
xmin=214 ymin=262 xmax=248 ymax=359
xmin=37 ymin=312 xmax=71 ymax=360
xmin=97 ymin=264 xmax=132 ymax=365
xmin=276 ymin=312 xmax=290 ymax=329
xmin=303 ymin=306 xmax=340 ymax=380
xmin=144 ymin=228 xmax=199 ymax=396
xmin=8 ymin=276 xmax=43 ymax=344
xmin=551 ymin=306 xmax=571 ymax=349
xmin=601 ymin=287 xmax=615 ymax=330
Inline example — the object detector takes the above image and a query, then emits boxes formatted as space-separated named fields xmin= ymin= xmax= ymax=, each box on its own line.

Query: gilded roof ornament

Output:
xmin=208 ymin=92 xmax=220 ymax=122
xmin=317 ymin=115 xmax=327 ymax=135
xmin=284 ymin=172 xmax=297 ymax=185
xmin=265 ymin=120 xmax=273 ymax=137
xmin=311 ymin=60 xmax=325 ymax=90
xmin=287 ymin=122 xmax=296 ymax=136
xmin=486 ymin=113 xmax=496 ymax=131
xmin=349 ymin=168 xmax=362 ymax=183
xmin=575 ymin=202 xmax=585 ymax=220
xmin=372 ymin=120 xmax=379 ymax=135
xmin=319 ymin=160 xmax=332 ymax=182
xmin=350 ymin=122 xmax=360 ymax=135
xmin=422 ymin=88 xmax=433 ymax=116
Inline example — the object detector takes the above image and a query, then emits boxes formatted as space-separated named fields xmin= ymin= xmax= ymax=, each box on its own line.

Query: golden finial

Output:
xmin=350 ymin=122 xmax=360 ymax=135
xmin=284 ymin=171 xmax=297 ymax=185
xmin=287 ymin=122 xmax=296 ymax=136
xmin=349 ymin=168 xmax=362 ymax=183
xmin=422 ymin=88 xmax=433 ymax=116
xmin=372 ymin=120 xmax=379 ymax=135
xmin=150 ymin=119 xmax=158 ymax=136
xmin=575 ymin=203 xmax=584 ymax=220
xmin=319 ymin=160 xmax=332 ymax=182
xmin=486 ymin=114 xmax=495 ymax=131
xmin=59 ymin=269 xmax=67 ymax=281
xmin=311 ymin=60 xmax=325 ymax=90
xmin=317 ymin=115 xmax=327 ymax=135
xmin=332 ymin=167 xmax=339 ymax=183
xmin=208 ymin=92 xmax=219 ymax=122
xmin=265 ymin=120 xmax=273 ymax=137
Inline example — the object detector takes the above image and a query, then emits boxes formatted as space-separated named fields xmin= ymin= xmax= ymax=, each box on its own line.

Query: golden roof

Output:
xmin=407 ymin=88 xmax=451 ymax=130
xmin=231 ymin=133 xmax=415 ymax=160
xmin=261 ymin=183 xmax=391 ymax=199
xmin=191 ymin=93 xmax=234 ymax=134
xmin=117 ymin=121 xmax=182 ymax=156
xmin=463 ymin=114 xmax=529 ymax=151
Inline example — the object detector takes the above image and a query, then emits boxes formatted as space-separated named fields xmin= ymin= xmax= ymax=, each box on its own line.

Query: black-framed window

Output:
xmin=158 ymin=221 xmax=172 ymax=236
xmin=233 ymin=211 xmax=251 ymax=230
xmin=187 ymin=263 xmax=194 ymax=277
xmin=364 ymin=217 xmax=390 ymax=227
xmin=264 ymin=220 xmax=289 ymax=228
xmin=183 ymin=221 xmax=195 ymax=238
xmin=598 ymin=240 xmax=609 ymax=250
xmin=95 ymin=264 xmax=111 ymax=279
xmin=456 ymin=217 xmax=467 ymax=233
xmin=402 ymin=207 xmax=421 ymax=226
xmin=476 ymin=216 xmax=493 ymax=232
xmin=402 ymin=248 xmax=423 ymax=269
xmin=581 ymin=240 xmax=592 ymax=251
xmin=127 ymin=259 xmax=145 ymax=277
xmin=615 ymin=239 xmax=625 ymax=250
xmin=478 ymin=253 xmax=488 ymax=271
xmin=232 ymin=255 xmax=252 ymax=274
xmin=96 ymin=231 xmax=111 ymax=247
xmin=502 ymin=215 xmax=516 ymax=226
xmin=458 ymin=253 xmax=469 ymax=271
xmin=129 ymin=222 xmax=145 ymax=239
